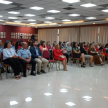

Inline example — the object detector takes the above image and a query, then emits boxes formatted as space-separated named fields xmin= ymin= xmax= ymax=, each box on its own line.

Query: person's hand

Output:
xmin=26 ymin=59 xmax=30 ymax=63
xmin=12 ymin=55 xmax=17 ymax=58
xmin=38 ymin=56 xmax=42 ymax=59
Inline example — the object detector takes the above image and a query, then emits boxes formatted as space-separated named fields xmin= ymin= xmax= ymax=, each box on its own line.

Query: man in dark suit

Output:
xmin=30 ymin=40 xmax=49 ymax=75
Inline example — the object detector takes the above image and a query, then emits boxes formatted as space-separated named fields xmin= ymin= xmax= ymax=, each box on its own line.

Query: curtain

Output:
xmin=80 ymin=26 xmax=98 ymax=43
xmin=99 ymin=26 xmax=108 ymax=44
xmin=59 ymin=27 xmax=80 ymax=42
xmin=38 ymin=29 xmax=57 ymax=44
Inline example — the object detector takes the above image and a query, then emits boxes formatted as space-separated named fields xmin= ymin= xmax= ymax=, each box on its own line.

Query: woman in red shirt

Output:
xmin=53 ymin=44 xmax=67 ymax=71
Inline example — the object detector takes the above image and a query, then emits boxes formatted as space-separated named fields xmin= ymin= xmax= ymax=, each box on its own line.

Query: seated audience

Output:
xmin=39 ymin=41 xmax=48 ymax=52
xmin=53 ymin=44 xmax=67 ymax=71
xmin=17 ymin=42 xmax=36 ymax=77
xmin=84 ymin=43 xmax=89 ymax=51
xmin=59 ymin=41 xmax=69 ymax=63
xmin=73 ymin=42 xmax=86 ymax=67
xmin=80 ymin=43 xmax=93 ymax=67
xmin=3 ymin=40 xmax=21 ymax=79
xmin=88 ymin=43 xmax=104 ymax=65
xmin=67 ymin=42 xmax=72 ymax=56
xmin=63 ymin=41 xmax=66 ymax=48
xmin=30 ymin=40 xmax=49 ymax=75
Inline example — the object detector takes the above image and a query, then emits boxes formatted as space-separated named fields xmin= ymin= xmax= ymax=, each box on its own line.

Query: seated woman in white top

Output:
xmin=3 ymin=40 xmax=21 ymax=79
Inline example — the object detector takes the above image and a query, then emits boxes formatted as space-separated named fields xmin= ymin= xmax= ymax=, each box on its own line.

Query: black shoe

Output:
xmin=41 ymin=70 xmax=46 ymax=73
xmin=83 ymin=63 xmax=86 ymax=66
xmin=81 ymin=65 xmax=85 ymax=68
xmin=30 ymin=72 xmax=36 ymax=76
xmin=37 ymin=72 xmax=41 ymax=75
xmin=23 ymin=74 xmax=27 ymax=77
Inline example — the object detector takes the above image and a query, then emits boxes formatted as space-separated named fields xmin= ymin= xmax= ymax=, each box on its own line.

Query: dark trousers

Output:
xmin=3 ymin=58 xmax=20 ymax=76
xmin=19 ymin=59 xmax=36 ymax=75
xmin=63 ymin=53 xmax=69 ymax=63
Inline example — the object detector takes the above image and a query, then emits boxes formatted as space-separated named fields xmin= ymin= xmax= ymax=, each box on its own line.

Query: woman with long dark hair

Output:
xmin=39 ymin=41 xmax=48 ymax=52
xmin=3 ymin=40 xmax=21 ymax=79
xmin=73 ymin=42 xmax=86 ymax=67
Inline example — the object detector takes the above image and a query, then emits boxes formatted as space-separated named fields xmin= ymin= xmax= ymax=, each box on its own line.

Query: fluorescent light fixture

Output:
xmin=45 ymin=17 xmax=55 ymax=20
xmin=8 ymin=11 xmax=20 ymax=14
xmin=49 ymin=23 xmax=57 ymax=25
xmin=62 ymin=19 xmax=71 ymax=22
xmin=0 ymin=15 xmax=3 ymax=17
xmin=69 ymin=14 xmax=80 ymax=17
xmin=28 ymin=19 xmax=36 ymax=21
xmin=10 ymin=101 xmax=19 ymax=105
xmin=80 ymin=3 xmax=97 ymax=7
xmin=82 ymin=96 xmax=92 ymax=99
xmin=25 ymin=97 xmax=32 ymax=102
xmin=44 ymin=93 xmax=53 ymax=96
xmin=65 ymin=102 xmax=76 ymax=106
xmin=44 ymin=21 xmax=52 ymax=23
xmin=8 ymin=17 xmax=18 ymax=19
xmin=47 ymin=10 xmax=60 ymax=13
xmin=93 ymin=23 xmax=95 ymax=24
xmin=30 ymin=23 xmax=36 ymax=24
xmin=102 ymin=9 xmax=108 ymax=12
xmin=62 ymin=0 xmax=80 ymax=3
xmin=86 ymin=17 xmax=96 ymax=20
xmin=0 ymin=0 xmax=13 ymax=4
xmin=25 ymin=14 xmax=35 ymax=17
xmin=0 ymin=19 xmax=4 ymax=21
xmin=60 ymin=89 xmax=68 ymax=93
xmin=30 ymin=6 xmax=44 ymax=10
xmin=14 ymin=21 xmax=21 ymax=23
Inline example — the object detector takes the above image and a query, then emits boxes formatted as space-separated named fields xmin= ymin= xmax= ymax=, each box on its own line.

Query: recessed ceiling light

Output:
xmin=65 ymin=102 xmax=76 ymax=106
xmin=45 ymin=17 xmax=55 ymax=20
xmin=102 ymin=9 xmax=108 ymax=12
xmin=8 ymin=11 xmax=20 ymax=14
xmin=0 ymin=0 xmax=13 ymax=4
xmin=80 ymin=3 xmax=97 ymax=7
xmin=49 ymin=23 xmax=57 ymax=25
xmin=44 ymin=93 xmax=53 ymax=96
xmin=44 ymin=21 xmax=52 ymax=23
xmin=0 ymin=19 xmax=4 ymax=21
xmin=30 ymin=23 xmax=36 ymax=24
xmin=28 ymin=19 xmax=36 ymax=22
xmin=47 ymin=10 xmax=60 ymax=13
xmin=62 ymin=19 xmax=71 ymax=22
xmin=14 ymin=21 xmax=21 ymax=23
xmin=25 ymin=97 xmax=32 ymax=102
xmin=30 ymin=6 xmax=44 ymax=10
xmin=62 ymin=0 xmax=80 ymax=3
xmin=25 ymin=14 xmax=35 ymax=17
xmin=60 ymin=89 xmax=68 ymax=93
xmin=86 ymin=17 xmax=96 ymax=20
xmin=8 ymin=17 xmax=18 ymax=19
xmin=93 ymin=23 xmax=95 ymax=24
xmin=10 ymin=101 xmax=19 ymax=105
xmin=0 ymin=15 xmax=3 ymax=17
xmin=69 ymin=14 xmax=80 ymax=17
xmin=82 ymin=96 xmax=92 ymax=99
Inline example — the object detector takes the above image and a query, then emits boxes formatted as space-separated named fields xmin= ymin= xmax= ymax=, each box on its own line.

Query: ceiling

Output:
xmin=0 ymin=0 xmax=108 ymax=28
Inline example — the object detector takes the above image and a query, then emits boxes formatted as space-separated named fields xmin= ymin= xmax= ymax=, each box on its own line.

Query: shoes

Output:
xmin=81 ymin=65 xmax=85 ymax=68
xmin=23 ymin=74 xmax=27 ymax=77
xmin=30 ymin=72 xmax=36 ymax=76
xmin=37 ymin=71 xmax=41 ymax=75
xmin=89 ymin=64 xmax=93 ymax=67
xmin=41 ymin=70 xmax=46 ymax=73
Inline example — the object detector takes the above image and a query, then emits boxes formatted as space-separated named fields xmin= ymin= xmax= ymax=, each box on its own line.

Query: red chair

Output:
xmin=42 ymin=50 xmax=57 ymax=71
xmin=1 ymin=52 xmax=12 ymax=79
xmin=71 ymin=51 xmax=82 ymax=67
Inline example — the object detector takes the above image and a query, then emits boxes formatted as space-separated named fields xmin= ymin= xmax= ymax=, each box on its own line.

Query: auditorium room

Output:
xmin=0 ymin=0 xmax=108 ymax=108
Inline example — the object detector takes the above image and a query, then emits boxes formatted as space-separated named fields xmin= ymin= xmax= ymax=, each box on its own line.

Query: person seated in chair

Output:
xmin=3 ymin=40 xmax=21 ymax=79
xmin=30 ymin=40 xmax=49 ymax=75
xmin=17 ymin=42 xmax=36 ymax=77
xmin=53 ymin=44 xmax=67 ymax=71
xmin=73 ymin=42 xmax=86 ymax=67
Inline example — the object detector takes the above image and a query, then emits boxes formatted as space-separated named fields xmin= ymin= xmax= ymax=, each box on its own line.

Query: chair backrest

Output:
xmin=1 ymin=52 xmax=3 ymax=62
xmin=42 ymin=50 xmax=50 ymax=59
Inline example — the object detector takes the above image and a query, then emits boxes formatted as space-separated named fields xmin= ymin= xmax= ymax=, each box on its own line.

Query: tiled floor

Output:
xmin=0 ymin=63 xmax=108 ymax=108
